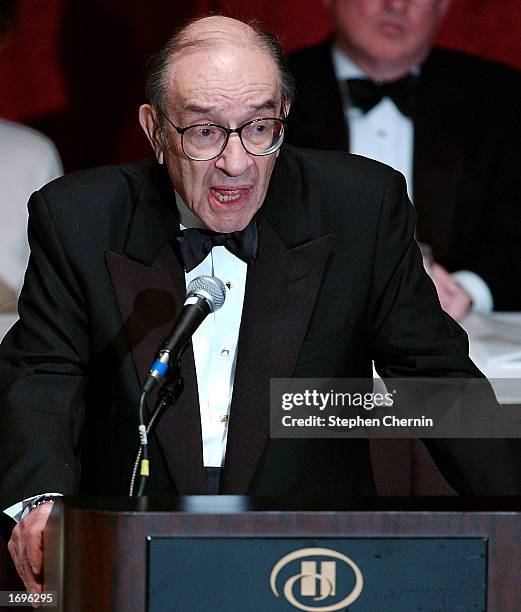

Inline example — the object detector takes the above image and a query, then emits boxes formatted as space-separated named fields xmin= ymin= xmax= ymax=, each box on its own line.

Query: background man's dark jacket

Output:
xmin=287 ymin=42 xmax=521 ymax=310
xmin=0 ymin=145 xmax=520 ymax=509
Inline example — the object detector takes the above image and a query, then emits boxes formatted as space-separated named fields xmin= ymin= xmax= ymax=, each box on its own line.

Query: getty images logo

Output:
xmin=269 ymin=547 xmax=364 ymax=611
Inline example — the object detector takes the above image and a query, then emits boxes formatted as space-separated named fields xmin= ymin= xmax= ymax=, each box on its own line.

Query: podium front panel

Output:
xmin=148 ymin=536 xmax=486 ymax=611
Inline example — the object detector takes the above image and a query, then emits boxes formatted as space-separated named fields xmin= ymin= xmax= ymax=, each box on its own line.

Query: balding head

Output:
xmin=146 ymin=16 xmax=294 ymax=121
xmin=176 ymin=15 xmax=263 ymax=51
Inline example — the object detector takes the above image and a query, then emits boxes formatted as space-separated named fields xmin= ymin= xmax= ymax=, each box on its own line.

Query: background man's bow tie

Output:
xmin=175 ymin=221 xmax=259 ymax=272
xmin=346 ymin=74 xmax=419 ymax=117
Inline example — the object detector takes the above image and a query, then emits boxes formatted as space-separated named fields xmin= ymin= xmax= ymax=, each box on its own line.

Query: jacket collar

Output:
xmin=123 ymin=158 xmax=180 ymax=265
xmin=106 ymin=157 xmax=332 ymax=494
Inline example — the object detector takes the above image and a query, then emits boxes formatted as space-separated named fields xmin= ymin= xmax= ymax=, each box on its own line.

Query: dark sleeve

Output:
xmin=367 ymin=171 xmax=473 ymax=375
xmin=0 ymin=190 xmax=89 ymax=509
xmin=461 ymin=107 xmax=521 ymax=310
xmin=430 ymin=63 xmax=521 ymax=310
xmin=368 ymin=172 xmax=521 ymax=494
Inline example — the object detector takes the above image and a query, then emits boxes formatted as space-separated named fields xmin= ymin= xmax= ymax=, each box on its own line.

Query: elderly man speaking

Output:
xmin=2 ymin=16 xmax=520 ymax=594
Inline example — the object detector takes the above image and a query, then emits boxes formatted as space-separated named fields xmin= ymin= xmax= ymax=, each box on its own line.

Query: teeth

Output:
xmin=213 ymin=190 xmax=241 ymax=203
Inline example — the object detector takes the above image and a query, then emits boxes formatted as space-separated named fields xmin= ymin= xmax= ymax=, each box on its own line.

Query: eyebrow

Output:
xmin=183 ymin=104 xmax=215 ymax=114
xmin=251 ymin=100 xmax=278 ymax=112
xmin=183 ymin=99 xmax=278 ymax=116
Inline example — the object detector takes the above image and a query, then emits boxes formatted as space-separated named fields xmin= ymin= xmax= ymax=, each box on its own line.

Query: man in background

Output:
xmin=287 ymin=0 xmax=521 ymax=320
xmin=0 ymin=0 xmax=63 ymax=312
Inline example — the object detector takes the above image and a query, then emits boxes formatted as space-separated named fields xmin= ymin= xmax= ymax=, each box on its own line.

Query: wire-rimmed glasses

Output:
xmin=159 ymin=110 xmax=286 ymax=161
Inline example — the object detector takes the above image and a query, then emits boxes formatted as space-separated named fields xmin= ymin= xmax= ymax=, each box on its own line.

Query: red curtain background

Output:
xmin=0 ymin=0 xmax=519 ymax=171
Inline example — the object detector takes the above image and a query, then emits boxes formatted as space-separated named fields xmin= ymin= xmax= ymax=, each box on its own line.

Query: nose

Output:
xmin=214 ymin=133 xmax=253 ymax=177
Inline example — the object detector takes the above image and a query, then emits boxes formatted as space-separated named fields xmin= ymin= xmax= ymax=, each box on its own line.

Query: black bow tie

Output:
xmin=175 ymin=221 xmax=259 ymax=272
xmin=346 ymin=74 xmax=419 ymax=117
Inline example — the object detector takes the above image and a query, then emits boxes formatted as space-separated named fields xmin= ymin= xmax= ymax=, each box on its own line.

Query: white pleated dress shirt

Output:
xmin=177 ymin=194 xmax=247 ymax=467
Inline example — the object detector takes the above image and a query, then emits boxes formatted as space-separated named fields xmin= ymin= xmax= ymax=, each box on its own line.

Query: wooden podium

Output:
xmin=44 ymin=497 xmax=521 ymax=611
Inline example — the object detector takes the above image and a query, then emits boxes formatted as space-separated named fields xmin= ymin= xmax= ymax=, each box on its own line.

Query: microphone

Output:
xmin=143 ymin=275 xmax=226 ymax=394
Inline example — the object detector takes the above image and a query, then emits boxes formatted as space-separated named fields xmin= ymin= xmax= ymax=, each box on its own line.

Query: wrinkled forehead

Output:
xmin=165 ymin=42 xmax=281 ymax=115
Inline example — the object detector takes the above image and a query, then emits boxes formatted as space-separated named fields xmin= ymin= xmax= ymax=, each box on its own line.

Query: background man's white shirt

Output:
xmin=331 ymin=46 xmax=493 ymax=313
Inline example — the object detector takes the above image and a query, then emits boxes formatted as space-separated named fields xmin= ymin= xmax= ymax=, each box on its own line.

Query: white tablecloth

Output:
xmin=461 ymin=313 xmax=521 ymax=404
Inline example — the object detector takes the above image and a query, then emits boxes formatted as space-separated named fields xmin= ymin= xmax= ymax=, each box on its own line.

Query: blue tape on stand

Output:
xmin=151 ymin=360 xmax=168 ymax=377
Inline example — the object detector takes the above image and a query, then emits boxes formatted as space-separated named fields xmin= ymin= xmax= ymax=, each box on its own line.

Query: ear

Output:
xmin=139 ymin=104 xmax=165 ymax=164
xmin=277 ymin=101 xmax=292 ymax=158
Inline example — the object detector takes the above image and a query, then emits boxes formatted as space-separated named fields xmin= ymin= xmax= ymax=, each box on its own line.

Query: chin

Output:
xmin=206 ymin=202 xmax=258 ymax=233
xmin=217 ymin=219 xmax=250 ymax=233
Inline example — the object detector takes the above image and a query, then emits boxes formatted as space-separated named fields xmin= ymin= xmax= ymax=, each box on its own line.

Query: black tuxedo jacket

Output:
xmin=1 ymin=146 xmax=520 ymax=509
xmin=287 ymin=42 xmax=521 ymax=310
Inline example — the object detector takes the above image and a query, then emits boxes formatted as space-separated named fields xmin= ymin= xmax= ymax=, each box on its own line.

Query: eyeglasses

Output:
xmin=159 ymin=110 xmax=286 ymax=161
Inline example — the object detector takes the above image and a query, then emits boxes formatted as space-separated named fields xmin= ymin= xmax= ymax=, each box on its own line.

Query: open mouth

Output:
xmin=209 ymin=187 xmax=251 ymax=207
xmin=211 ymin=189 xmax=243 ymax=203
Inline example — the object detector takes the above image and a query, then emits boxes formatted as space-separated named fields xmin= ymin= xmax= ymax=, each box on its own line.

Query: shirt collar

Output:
xmin=331 ymin=45 xmax=367 ymax=80
xmin=331 ymin=44 xmax=421 ymax=82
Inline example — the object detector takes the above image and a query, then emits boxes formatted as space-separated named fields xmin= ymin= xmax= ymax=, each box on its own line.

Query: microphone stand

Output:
xmin=129 ymin=365 xmax=184 ymax=497
xmin=128 ymin=276 xmax=226 ymax=497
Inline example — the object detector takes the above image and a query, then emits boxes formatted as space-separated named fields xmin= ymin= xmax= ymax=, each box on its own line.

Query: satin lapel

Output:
xmin=413 ymin=52 xmax=466 ymax=261
xmin=105 ymin=246 xmax=205 ymax=494
xmin=220 ymin=221 xmax=332 ymax=494
xmin=105 ymin=161 xmax=206 ymax=494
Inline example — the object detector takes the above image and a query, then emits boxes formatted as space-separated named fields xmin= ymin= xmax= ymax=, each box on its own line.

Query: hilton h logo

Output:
xmin=270 ymin=547 xmax=364 ymax=611
xmin=298 ymin=559 xmax=336 ymax=598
